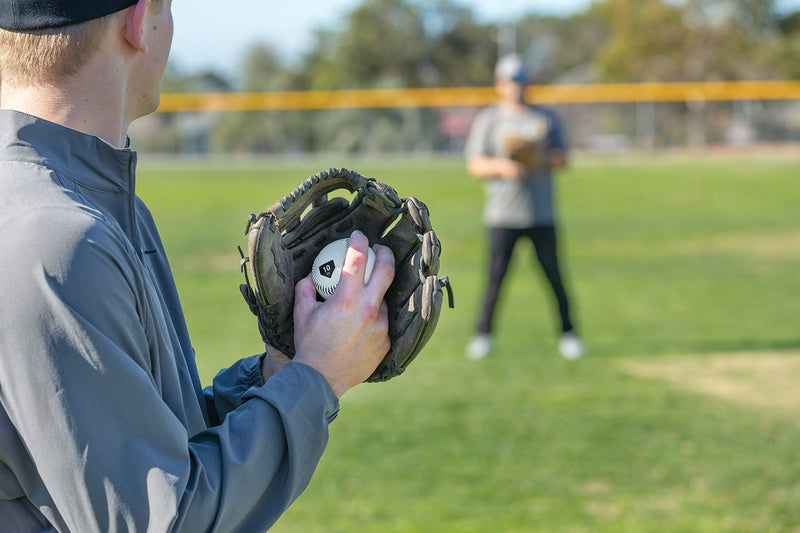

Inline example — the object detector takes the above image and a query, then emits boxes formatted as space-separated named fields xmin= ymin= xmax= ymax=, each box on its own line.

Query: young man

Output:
xmin=464 ymin=54 xmax=583 ymax=361
xmin=0 ymin=1 xmax=394 ymax=531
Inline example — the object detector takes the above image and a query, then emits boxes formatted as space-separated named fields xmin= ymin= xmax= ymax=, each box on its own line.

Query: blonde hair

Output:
xmin=0 ymin=0 xmax=164 ymax=87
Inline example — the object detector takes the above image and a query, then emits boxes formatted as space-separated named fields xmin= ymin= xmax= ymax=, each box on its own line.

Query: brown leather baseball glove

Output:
xmin=239 ymin=168 xmax=453 ymax=382
xmin=505 ymin=135 xmax=544 ymax=170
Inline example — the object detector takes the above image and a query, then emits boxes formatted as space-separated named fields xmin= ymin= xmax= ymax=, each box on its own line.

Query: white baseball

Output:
xmin=311 ymin=238 xmax=376 ymax=300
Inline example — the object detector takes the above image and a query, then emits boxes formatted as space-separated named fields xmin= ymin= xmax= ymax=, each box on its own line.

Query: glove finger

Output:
xmin=421 ymin=229 xmax=440 ymax=277
xmin=369 ymin=275 xmax=443 ymax=382
xmin=270 ymin=168 xmax=371 ymax=231
xmin=406 ymin=197 xmax=431 ymax=232
xmin=408 ymin=276 xmax=444 ymax=367
xmin=377 ymin=197 xmax=431 ymax=265
xmin=421 ymin=275 xmax=444 ymax=322
xmin=394 ymin=276 xmax=442 ymax=363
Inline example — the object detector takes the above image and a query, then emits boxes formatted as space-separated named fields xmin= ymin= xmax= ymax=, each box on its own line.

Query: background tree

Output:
xmin=149 ymin=0 xmax=800 ymax=154
xmin=597 ymin=0 xmax=692 ymax=82
xmin=298 ymin=0 xmax=483 ymax=153
xmin=209 ymin=44 xmax=308 ymax=153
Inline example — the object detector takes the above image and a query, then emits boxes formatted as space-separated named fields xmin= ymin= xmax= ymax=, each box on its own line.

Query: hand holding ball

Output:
xmin=311 ymin=238 xmax=376 ymax=299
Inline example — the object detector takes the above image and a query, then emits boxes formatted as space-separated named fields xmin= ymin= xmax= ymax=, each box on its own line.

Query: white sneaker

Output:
xmin=466 ymin=334 xmax=492 ymax=360
xmin=558 ymin=332 xmax=585 ymax=360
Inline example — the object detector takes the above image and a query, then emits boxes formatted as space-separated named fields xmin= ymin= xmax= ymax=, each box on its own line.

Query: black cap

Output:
xmin=0 ymin=0 xmax=139 ymax=31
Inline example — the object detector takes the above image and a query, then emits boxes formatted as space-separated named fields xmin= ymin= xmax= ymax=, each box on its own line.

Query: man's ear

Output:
xmin=123 ymin=0 xmax=151 ymax=53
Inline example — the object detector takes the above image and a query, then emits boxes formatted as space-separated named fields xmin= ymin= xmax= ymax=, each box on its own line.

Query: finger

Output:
xmin=364 ymin=244 xmax=395 ymax=301
xmin=337 ymin=230 xmax=370 ymax=298
xmin=294 ymin=276 xmax=319 ymax=320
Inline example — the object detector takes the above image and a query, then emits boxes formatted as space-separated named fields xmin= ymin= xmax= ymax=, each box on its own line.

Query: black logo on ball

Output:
xmin=319 ymin=260 xmax=336 ymax=278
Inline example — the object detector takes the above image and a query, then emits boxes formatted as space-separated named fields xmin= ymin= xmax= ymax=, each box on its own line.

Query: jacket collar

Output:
xmin=0 ymin=109 xmax=137 ymax=194
xmin=0 ymin=109 xmax=141 ymax=251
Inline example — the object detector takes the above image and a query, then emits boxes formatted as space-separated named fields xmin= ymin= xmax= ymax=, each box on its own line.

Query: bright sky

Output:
xmin=170 ymin=0 xmax=591 ymax=76
xmin=170 ymin=0 xmax=800 ymax=78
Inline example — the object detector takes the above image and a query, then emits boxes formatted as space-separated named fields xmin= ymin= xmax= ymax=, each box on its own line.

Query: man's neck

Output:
xmin=500 ymin=99 xmax=528 ymax=113
xmin=0 ymin=62 xmax=130 ymax=147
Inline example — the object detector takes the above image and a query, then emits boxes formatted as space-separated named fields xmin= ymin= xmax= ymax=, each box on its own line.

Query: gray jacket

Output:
xmin=0 ymin=110 xmax=339 ymax=532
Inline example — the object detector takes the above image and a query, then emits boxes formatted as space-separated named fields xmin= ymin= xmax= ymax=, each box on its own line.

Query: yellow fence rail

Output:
xmin=157 ymin=80 xmax=800 ymax=113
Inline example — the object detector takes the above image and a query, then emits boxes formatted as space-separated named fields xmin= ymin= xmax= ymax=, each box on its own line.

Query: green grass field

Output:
xmin=138 ymin=154 xmax=800 ymax=532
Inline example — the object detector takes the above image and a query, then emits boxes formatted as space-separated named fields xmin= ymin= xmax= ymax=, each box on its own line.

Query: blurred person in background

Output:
xmin=463 ymin=53 xmax=583 ymax=361
xmin=0 ymin=0 xmax=393 ymax=531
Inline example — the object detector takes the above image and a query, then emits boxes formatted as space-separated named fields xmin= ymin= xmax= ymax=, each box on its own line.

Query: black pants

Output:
xmin=476 ymin=226 xmax=574 ymax=335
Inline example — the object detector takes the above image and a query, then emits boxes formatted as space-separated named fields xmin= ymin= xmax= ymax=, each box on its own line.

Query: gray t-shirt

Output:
xmin=464 ymin=104 xmax=567 ymax=228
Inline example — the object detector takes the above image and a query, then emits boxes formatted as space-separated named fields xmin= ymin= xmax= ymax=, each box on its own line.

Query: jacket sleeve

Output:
xmin=0 ymin=212 xmax=339 ymax=533
xmin=202 ymin=353 xmax=266 ymax=426
xmin=176 ymin=362 xmax=339 ymax=532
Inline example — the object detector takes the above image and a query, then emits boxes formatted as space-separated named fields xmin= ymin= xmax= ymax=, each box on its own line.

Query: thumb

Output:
xmin=294 ymin=276 xmax=319 ymax=320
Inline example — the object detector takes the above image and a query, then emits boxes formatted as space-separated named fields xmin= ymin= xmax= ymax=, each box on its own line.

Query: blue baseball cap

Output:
xmin=494 ymin=54 xmax=529 ymax=84
xmin=0 ymin=0 xmax=139 ymax=31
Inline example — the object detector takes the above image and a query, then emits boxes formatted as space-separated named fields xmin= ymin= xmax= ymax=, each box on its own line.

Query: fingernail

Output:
xmin=351 ymin=230 xmax=363 ymax=239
